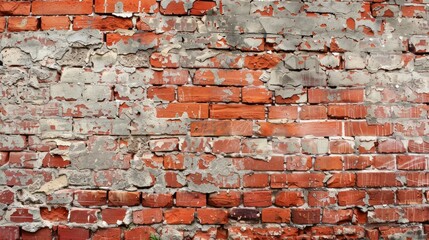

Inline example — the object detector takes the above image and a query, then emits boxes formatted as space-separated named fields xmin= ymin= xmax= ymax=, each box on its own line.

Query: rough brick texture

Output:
xmin=0 ymin=0 xmax=428 ymax=239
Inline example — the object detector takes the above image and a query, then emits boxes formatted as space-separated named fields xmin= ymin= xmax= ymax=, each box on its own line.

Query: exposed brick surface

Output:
xmin=0 ymin=1 xmax=427 ymax=239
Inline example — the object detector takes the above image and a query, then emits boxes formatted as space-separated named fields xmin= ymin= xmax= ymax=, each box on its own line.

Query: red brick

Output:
xmin=345 ymin=122 xmax=393 ymax=136
xmin=322 ymin=209 xmax=353 ymax=224
xmin=191 ymin=120 xmax=253 ymax=136
xmin=9 ymin=208 xmax=34 ymax=223
xmin=178 ymin=86 xmax=240 ymax=102
xmin=176 ymin=191 xmax=206 ymax=207
xmin=397 ymin=190 xmax=423 ymax=204
xmin=275 ymin=191 xmax=305 ymax=207
xmin=244 ymin=53 xmax=282 ymax=69
xmin=261 ymin=208 xmax=291 ymax=223
xmin=150 ymin=69 xmax=189 ymax=85
xmin=329 ymin=139 xmax=354 ymax=154
xmin=268 ymin=106 xmax=299 ymax=119
xmin=243 ymin=191 xmax=272 ymax=207
xmin=258 ymin=122 xmax=342 ymax=137
xmin=142 ymin=193 xmax=173 ymax=207
xmin=208 ymin=191 xmax=241 ymax=207
xmin=406 ymin=172 xmax=429 ymax=187
xmin=163 ymin=153 xmax=185 ymax=170
xmin=401 ymin=5 xmax=426 ymax=17
xmin=57 ymin=226 xmax=90 ymax=240
xmin=367 ymin=190 xmax=395 ymax=205
xmin=197 ymin=208 xmax=228 ymax=224
xmin=8 ymin=152 xmax=38 ymax=168
xmin=74 ymin=190 xmax=107 ymax=206
xmin=149 ymin=138 xmax=179 ymax=152
xmin=343 ymin=155 xmax=372 ymax=170
xmin=373 ymin=155 xmax=395 ymax=170
xmin=42 ymin=154 xmax=70 ymax=168
xmin=314 ymin=156 xmax=343 ymax=170
xmin=300 ymin=105 xmax=327 ymax=119
xmin=242 ymin=87 xmax=273 ymax=103
xmin=291 ymin=208 xmax=321 ymax=224
xmin=327 ymin=172 xmax=356 ymax=188
xmin=124 ymin=227 xmax=158 ymax=240
xmin=0 ymin=17 xmax=5 ymax=32
xmin=133 ymin=208 xmax=163 ymax=224
xmin=243 ymin=173 xmax=269 ymax=188
xmin=338 ymin=190 xmax=366 ymax=206
xmin=275 ymin=88 xmax=307 ymax=104
xmin=190 ymin=1 xmax=217 ymax=15
xmin=371 ymin=3 xmax=396 ymax=17
xmin=397 ymin=155 xmax=426 ymax=170
xmin=273 ymin=138 xmax=300 ymax=155
xmin=308 ymin=89 xmax=364 ymax=103
xmin=40 ymin=16 xmax=70 ymax=30
xmin=0 ymin=189 xmax=14 ymax=205
xmin=147 ymin=86 xmax=175 ymax=101
xmin=40 ymin=207 xmax=68 ymax=222
xmin=357 ymin=172 xmax=402 ymax=187
xmin=165 ymin=171 xmax=185 ymax=188
xmin=93 ymin=228 xmax=121 ymax=240
xmin=95 ymin=0 xmax=158 ymax=13
xmin=32 ymin=0 xmax=93 ymax=15
xmin=22 ymin=228 xmax=52 ymax=240
xmin=193 ymin=69 xmax=263 ymax=86
xmin=0 ymin=226 xmax=19 ymax=240
xmin=156 ymin=103 xmax=209 ymax=118
xmin=101 ymin=208 xmax=127 ymax=224
xmin=8 ymin=17 xmax=38 ymax=32
xmin=73 ymin=16 xmax=133 ymax=31
xmin=210 ymin=104 xmax=265 ymax=119
xmin=108 ymin=191 xmax=141 ymax=206
xmin=408 ymin=140 xmax=429 ymax=153
xmin=211 ymin=137 xmax=240 ymax=153
xmin=308 ymin=191 xmax=336 ymax=207
xmin=377 ymin=139 xmax=406 ymax=153
xmin=285 ymin=156 xmax=312 ymax=171
xmin=271 ymin=173 xmax=325 ymax=188
xmin=160 ymin=0 xmax=189 ymax=15
xmin=233 ymin=156 xmax=284 ymax=171
xmin=150 ymin=52 xmax=180 ymax=68
xmin=164 ymin=208 xmax=195 ymax=224
xmin=0 ymin=2 xmax=31 ymax=15
xmin=371 ymin=208 xmax=401 ymax=223
xmin=106 ymin=32 xmax=159 ymax=48
xmin=328 ymin=104 xmax=367 ymax=119
xmin=404 ymin=207 xmax=429 ymax=222
xmin=69 ymin=208 xmax=98 ymax=223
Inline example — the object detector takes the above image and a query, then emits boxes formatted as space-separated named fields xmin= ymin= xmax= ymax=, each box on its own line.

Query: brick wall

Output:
xmin=0 ymin=0 xmax=428 ymax=239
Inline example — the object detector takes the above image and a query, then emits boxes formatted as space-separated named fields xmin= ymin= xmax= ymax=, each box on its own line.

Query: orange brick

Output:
xmin=191 ymin=120 xmax=253 ymax=136
xmin=242 ymin=87 xmax=273 ymax=103
xmin=164 ymin=208 xmax=195 ymax=224
xmin=210 ymin=104 xmax=265 ymax=119
xmin=73 ymin=16 xmax=132 ymax=31
xmin=197 ymin=208 xmax=228 ymax=224
xmin=178 ymin=86 xmax=240 ymax=103
xmin=258 ymin=122 xmax=342 ymax=137
xmin=156 ymin=103 xmax=209 ymax=118
xmin=133 ymin=209 xmax=163 ymax=224
xmin=308 ymin=89 xmax=364 ymax=103
xmin=8 ymin=17 xmax=38 ymax=32
xmin=41 ymin=16 xmax=70 ymax=30
xmin=95 ymin=0 xmax=158 ymax=13
xmin=0 ymin=2 xmax=31 ymax=15
xmin=147 ymin=86 xmax=175 ymax=102
xmin=32 ymin=0 xmax=93 ymax=15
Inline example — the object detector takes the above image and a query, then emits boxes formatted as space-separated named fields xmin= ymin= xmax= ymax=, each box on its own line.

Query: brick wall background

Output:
xmin=0 ymin=0 xmax=429 ymax=239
